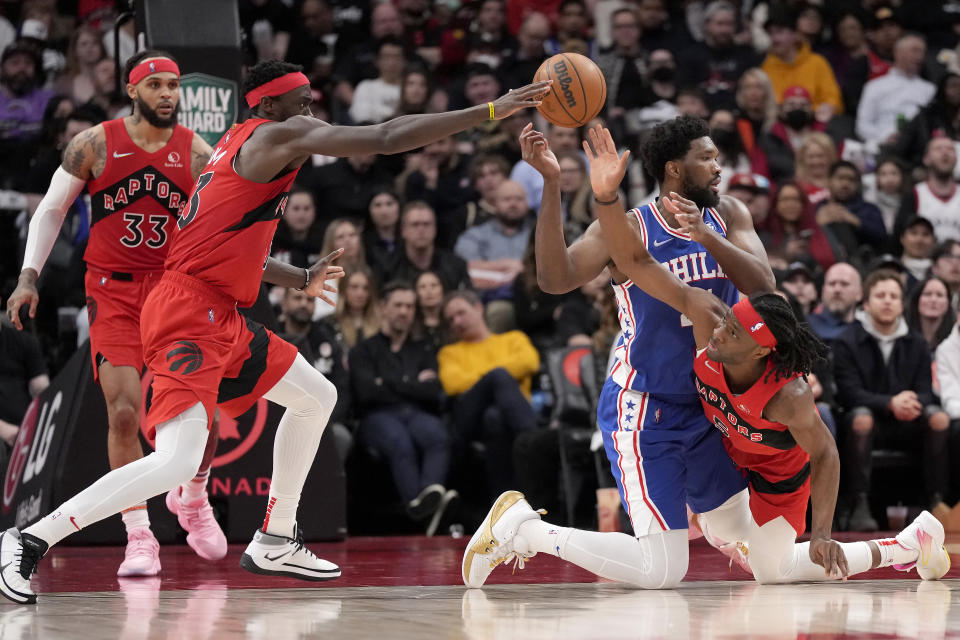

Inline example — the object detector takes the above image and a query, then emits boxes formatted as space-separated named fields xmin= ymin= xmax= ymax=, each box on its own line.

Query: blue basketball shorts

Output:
xmin=597 ymin=377 xmax=747 ymax=536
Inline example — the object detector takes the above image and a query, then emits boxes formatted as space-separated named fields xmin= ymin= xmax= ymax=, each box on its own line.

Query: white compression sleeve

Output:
xmin=22 ymin=166 xmax=86 ymax=274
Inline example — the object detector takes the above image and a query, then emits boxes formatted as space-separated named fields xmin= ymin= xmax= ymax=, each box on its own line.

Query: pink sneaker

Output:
xmin=166 ymin=487 xmax=228 ymax=561
xmin=117 ymin=527 xmax=161 ymax=577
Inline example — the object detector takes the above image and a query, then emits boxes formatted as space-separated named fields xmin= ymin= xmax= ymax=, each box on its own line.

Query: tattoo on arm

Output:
xmin=191 ymin=148 xmax=211 ymax=180
xmin=60 ymin=128 xmax=104 ymax=180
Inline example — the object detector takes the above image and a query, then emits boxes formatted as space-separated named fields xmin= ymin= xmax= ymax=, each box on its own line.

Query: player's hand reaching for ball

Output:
xmin=490 ymin=81 xmax=552 ymax=120
xmin=809 ymin=536 xmax=849 ymax=580
xmin=582 ymin=124 xmax=630 ymax=202
xmin=304 ymin=248 xmax=345 ymax=307
xmin=5 ymin=269 xmax=40 ymax=331
xmin=520 ymin=123 xmax=560 ymax=180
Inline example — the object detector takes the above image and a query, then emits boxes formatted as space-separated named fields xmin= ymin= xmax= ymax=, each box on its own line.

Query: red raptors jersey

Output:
xmin=85 ymin=119 xmax=194 ymax=272
xmin=693 ymin=350 xmax=810 ymax=489
xmin=164 ymin=119 xmax=298 ymax=307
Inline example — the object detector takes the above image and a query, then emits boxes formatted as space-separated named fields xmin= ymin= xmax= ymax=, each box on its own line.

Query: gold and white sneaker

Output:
xmin=461 ymin=491 xmax=543 ymax=589
xmin=894 ymin=510 xmax=951 ymax=580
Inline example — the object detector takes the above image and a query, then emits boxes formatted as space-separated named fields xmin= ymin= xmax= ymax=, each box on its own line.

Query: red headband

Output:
xmin=129 ymin=58 xmax=180 ymax=85
xmin=245 ymin=72 xmax=310 ymax=108
xmin=732 ymin=298 xmax=777 ymax=349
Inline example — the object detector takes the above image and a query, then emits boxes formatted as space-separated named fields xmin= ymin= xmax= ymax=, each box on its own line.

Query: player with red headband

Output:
xmin=0 ymin=59 xmax=550 ymax=603
xmin=4 ymin=49 xmax=227 ymax=579
xmin=583 ymin=124 xmax=950 ymax=584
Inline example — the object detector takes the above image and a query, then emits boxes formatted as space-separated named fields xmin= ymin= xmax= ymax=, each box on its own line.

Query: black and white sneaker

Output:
xmin=0 ymin=528 xmax=47 ymax=604
xmin=407 ymin=484 xmax=445 ymax=521
xmin=240 ymin=527 xmax=340 ymax=582
xmin=426 ymin=489 xmax=460 ymax=537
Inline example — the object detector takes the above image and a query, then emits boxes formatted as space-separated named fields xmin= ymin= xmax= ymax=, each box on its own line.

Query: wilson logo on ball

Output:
xmin=166 ymin=340 xmax=204 ymax=374
xmin=553 ymin=59 xmax=577 ymax=108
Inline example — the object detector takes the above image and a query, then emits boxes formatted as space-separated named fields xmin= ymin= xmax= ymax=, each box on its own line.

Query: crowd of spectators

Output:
xmin=4 ymin=0 xmax=960 ymax=533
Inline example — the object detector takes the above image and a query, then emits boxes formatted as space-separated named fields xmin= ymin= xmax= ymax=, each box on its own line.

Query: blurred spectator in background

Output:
xmin=439 ymin=290 xmax=540 ymax=497
xmin=865 ymin=6 xmax=900 ymax=74
xmin=363 ymin=189 xmax=402 ymax=278
xmin=863 ymin=157 xmax=909 ymax=240
xmin=321 ymin=218 xmax=366 ymax=272
xmin=733 ymin=67 xmax=785 ymax=180
xmin=769 ymin=85 xmax=825 ymax=160
xmin=709 ymin=109 xmax=751 ymax=192
xmin=350 ymin=281 xmax=453 ymax=534
xmin=404 ymin=135 xmax=473 ymax=248
xmin=85 ymin=56 xmax=126 ymax=119
xmin=930 ymin=240 xmax=960 ymax=306
xmin=780 ymin=261 xmax=818 ymax=316
xmin=500 ymin=11 xmax=550 ymax=91
xmin=511 ymin=124 xmax=580 ymax=211
xmin=794 ymin=131 xmax=836 ymax=206
xmin=856 ymin=33 xmax=935 ymax=150
xmin=823 ymin=12 xmax=871 ymax=116
xmin=240 ymin=0 xmax=294 ymax=62
xmin=0 ymin=41 xmax=53 ymax=188
xmin=0 ymin=317 xmax=50 ymax=469
xmin=725 ymin=172 xmax=771 ymax=236
xmin=334 ymin=1 xmax=405 ymax=108
xmin=899 ymin=217 xmax=937 ymax=290
xmin=555 ymin=151 xmax=592 ymax=233
xmin=596 ymin=7 xmax=646 ymax=135
xmin=349 ymin=36 xmax=405 ymax=124
xmin=834 ymin=270 xmax=950 ymax=530
xmin=808 ymin=261 xmax=863 ymax=345
xmin=761 ymin=8 xmax=842 ymax=120
xmin=512 ymin=233 xmax=569 ymax=352
xmin=459 ymin=153 xmax=508 ymax=240
xmin=412 ymin=270 xmax=447 ymax=351
xmin=389 ymin=201 xmax=470 ymax=292
xmin=894 ymin=72 xmax=960 ymax=169
xmin=320 ymin=266 xmax=381 ymax=351
xmin=547 ymin=0 xmax=593 ymax=57
xmin=55 ymin=24 xmax=103 ymax=104
xmin=394 ymin=65 xmax=437 ymax=117
xmin=678 ymin=1 xmax=760 ymax=112
xmin=271 ymin=189 xmax=324 ymax=269
xmin=286 ymin=0 xmax=339 ymax=77
xmin=637 ymin=0 xmax=688 ymax=53
xmin=816 ymin=161 xmax=887 ymax=261
xmin=298 ymin=150 xmax=394 ymax=225
xmin=906 ymin=276 xmax=955 ymax=355
xmin=899 ymin=137 xmax=960 ymax=243
xmin=764 ymin=181 xmax=837 ymax=269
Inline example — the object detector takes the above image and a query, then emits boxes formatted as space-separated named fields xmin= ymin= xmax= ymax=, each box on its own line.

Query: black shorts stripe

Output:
xmin=748 ymin=462 xmax=811 ymax=495
xmin=217 ymin=317 xmax=269 ymax=404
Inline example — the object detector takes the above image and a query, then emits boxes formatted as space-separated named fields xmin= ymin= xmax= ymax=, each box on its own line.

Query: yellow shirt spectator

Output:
xmin=439 ymin=330 xmax=541 ymax=398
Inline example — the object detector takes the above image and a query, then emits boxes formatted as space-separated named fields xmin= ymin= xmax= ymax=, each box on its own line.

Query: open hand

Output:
xmin=662 ymin=192 xmax=713 ymax=243
xmin=305 ymin=248 xmax=346 ymax=306
xmin=582 ymin=124 xmax=630 ymax=201
xmin=520 ymin=123 xmax=560 ymax=180
xmin=809 ymin=537 xmax=849 ymax=579
xmin=491 ymin=81 xmax=552 ymax=120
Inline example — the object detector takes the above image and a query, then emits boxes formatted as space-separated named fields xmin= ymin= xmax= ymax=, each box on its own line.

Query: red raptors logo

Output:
xmin=139 ymin=371 xmax=268 ymax=467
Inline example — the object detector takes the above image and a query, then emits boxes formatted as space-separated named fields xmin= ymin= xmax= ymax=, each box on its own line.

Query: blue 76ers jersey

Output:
xmin=609 ymin=202 xmax=739 ymax=403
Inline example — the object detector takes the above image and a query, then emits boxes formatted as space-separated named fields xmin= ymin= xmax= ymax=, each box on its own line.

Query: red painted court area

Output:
xmin=33 ymin=533 xmax=956 ymax=593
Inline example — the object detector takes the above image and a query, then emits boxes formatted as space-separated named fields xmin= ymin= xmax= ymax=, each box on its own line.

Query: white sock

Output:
xmin=25 ymin=403 xmax=208 ymax=547
xmin=516 ymin=519 xmax=689 ymax=588
xmin=874 ymin=538 xmax=918 ymax=567
xmin=261 ymin=355 xmax=336 ymax=538
xmin=181 ymin=468 xmax=209 ymax=502
xmin=121 ymin=504 xmax=150 ymax=532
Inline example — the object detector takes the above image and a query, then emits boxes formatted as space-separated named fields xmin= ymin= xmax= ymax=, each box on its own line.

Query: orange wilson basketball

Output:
xmin=533 ymin=53 xmax=606 ymax=128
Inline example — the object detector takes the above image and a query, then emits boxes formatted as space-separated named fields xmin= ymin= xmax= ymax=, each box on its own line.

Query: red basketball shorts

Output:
xmin=140 ymin=270 xmax=298 ymax=438
xmin=84 ymin=268 xmax=163 ymax=380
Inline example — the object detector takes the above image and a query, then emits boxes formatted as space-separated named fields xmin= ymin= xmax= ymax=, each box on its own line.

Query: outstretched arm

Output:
xmin=584 ymin=126 xmax=724 ymax=344
xmin=263 ymin=249 xmax=345 ymax=307
xmin=766 ymin=380 xmax=845 ymax=578
xmin=523 ymin=124 xmax=611 ymax=294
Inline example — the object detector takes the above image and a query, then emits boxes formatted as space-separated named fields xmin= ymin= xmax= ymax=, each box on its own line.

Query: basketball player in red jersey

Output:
xmin=0 ymin=60 xmax=550 ymax=603
xmin=4 ymin=50 xmax=227 ymax=578
xmin=585 ymin=124 xmax=950 ymax=583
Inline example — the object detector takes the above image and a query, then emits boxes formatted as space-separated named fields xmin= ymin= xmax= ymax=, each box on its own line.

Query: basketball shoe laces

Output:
xmin=292 ymin=527 xmax=319 ymax=562
xmin=181 ymin=497 xmax=218 ymax=533
xmin=486 ymin=508 xmax=547 ymax=575
xmin=16 ymin=542 xmax=42 ymax=580
xmin=127 ymin=528 xmax=159 ymax=559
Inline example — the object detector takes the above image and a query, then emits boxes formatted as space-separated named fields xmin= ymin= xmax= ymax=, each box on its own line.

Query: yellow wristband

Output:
xmin=488 ymin=101 xmax=495 ymax=120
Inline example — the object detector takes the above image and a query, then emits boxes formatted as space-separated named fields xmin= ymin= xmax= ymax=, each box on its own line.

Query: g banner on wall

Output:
xmin=1 ymin=342 xmax=346 ymax=543
xmin=178 ymin=73 xmax=237 ymax=147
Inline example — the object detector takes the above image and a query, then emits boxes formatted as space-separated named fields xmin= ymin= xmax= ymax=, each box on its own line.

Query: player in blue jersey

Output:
xmin=462 ymin=116 xmax=775 ymax=589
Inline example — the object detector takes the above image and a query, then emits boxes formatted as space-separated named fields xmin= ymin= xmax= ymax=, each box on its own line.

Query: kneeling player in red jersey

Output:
xmin=0 ymin=59 xmax=551 ymax=604
xmin=586 ymin=124 xmax=949 ymax=583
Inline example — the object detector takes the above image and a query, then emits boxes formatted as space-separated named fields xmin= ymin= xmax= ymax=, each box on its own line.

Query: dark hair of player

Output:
xmin=123 ymin=49 xmax=178 ymax=85
xmin=641 ymin=115 xmax=710 ymax=184
xmin=749 ymin=293 xmax=829 ymax=383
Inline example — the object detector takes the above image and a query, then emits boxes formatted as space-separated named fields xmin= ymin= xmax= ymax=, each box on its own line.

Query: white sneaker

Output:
xmin=240 ymin=527 xmax=340 ymax=581
xmin=895 ymin=510 xmax=951 ymax=580
xmin=461 ymin=490 xmax=543 ymax=589
xmin=0 ymin=528 xmax=47 ymax=605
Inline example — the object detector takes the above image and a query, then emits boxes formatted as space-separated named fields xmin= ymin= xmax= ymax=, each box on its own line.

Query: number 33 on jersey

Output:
xmin=85 ymin=119 xmax=195 ymax=272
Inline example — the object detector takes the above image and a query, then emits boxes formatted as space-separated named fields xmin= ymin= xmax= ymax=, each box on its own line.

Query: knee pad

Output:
xmin=635 ymin=529 xmax=689 ymax=589
xmin=154 ymin=403 xmax=209 ymax=484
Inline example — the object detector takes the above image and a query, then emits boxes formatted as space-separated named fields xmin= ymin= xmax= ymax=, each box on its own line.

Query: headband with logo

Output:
xmin=731 ymin=297 xmax=777 ymax=349
xmin=245 ymin=72 xmax=310 ymax=108
xmin=129 ymin=58 xmax=181 ymax=85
